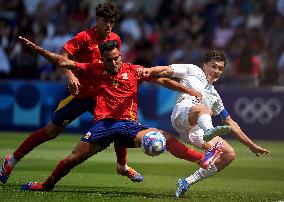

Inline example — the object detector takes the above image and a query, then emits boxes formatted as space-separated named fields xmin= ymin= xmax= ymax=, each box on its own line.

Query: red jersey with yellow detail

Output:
xmin=74 ymin=62 xmax=150 ymax=122
xmin=63 ymin=27 xmax=121 ymax=99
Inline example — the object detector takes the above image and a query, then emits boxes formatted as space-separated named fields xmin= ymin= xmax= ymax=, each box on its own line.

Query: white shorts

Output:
xmin=171 ymin=98 xmax=204 ymax=149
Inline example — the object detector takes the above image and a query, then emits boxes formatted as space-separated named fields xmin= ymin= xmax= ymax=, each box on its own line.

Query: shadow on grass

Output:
xmin=54 ymin=185 xmax=175 ymax=199
xmin=2 ymin=184 xmax=283 ymax=202
xmin=1 ymin=184 xmax=175 ymax=199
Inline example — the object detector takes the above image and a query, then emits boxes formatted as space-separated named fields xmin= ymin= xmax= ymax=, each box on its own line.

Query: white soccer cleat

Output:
xmin=204 ymin=125 xmax=231 ymax=141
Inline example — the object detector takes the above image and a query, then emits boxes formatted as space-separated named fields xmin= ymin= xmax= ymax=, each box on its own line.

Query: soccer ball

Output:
xmin=141 ymin=131 xmax=166 ymax=156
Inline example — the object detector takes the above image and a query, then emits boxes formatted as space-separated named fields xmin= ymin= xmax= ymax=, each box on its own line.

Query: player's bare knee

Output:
xmin=222 ymin=147 xmax=236 ymax=163
xmin=196 ymin=104 xmax=211 ymax=114
xmin=68 ymin=151 xmax=86 ymax=165
xmin=213 ymin=138 xmax=236 ymax=162
xmin=46 ymin=122 xmax=63 ymax=139
xmin=63 ymin=156 xmax=75 ymax=166
xmin=189 ymin=105 xmax=212 ymax=125
xmin=200 ymin=107 xmax=212 ymax=115
xmin=228 ymin=148 xmax=236 ymax=161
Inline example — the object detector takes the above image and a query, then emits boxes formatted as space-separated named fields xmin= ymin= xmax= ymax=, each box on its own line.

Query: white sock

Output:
xmin=197 ymin=114 xmax=214 ymax=132
xmin=8 ymin=155 xmax=18 ymax=167
xmin=185 ymin=164 xmax=218 ymax=185
xmin=117 ymin=164 xmax=129 ymax=172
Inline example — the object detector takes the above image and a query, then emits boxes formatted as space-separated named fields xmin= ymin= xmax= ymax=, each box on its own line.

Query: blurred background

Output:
xmin=0 ymin=0 xmax=283 ymax=139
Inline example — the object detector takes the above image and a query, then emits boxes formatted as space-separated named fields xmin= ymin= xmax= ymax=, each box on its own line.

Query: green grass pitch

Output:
xmin=0 ymin=132 xmax=283 ymax=202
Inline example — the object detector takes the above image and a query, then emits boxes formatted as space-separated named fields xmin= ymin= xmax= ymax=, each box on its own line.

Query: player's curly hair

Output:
xmin=96 ymin=2 xmax=120 ymax=21
xmin=99 ymin=40 xmax=119 ymax=54
xmin=204 ymin=49 xmax=227 ymax=65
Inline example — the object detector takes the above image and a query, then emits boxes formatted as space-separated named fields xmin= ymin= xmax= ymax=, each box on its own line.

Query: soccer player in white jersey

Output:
xmin=139 ymin=49 xmax=269 ymax=198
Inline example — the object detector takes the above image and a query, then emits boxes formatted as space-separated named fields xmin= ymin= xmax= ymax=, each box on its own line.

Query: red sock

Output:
xmin=42 ymin=158 xmax=74 ymax=190
xmin=166 ymin=137 xmax=203 ymax=164
xmin=114 ymin=144 xmax=128 ymax=165
xmin=13 ymin=127 xmax=51 ymax=161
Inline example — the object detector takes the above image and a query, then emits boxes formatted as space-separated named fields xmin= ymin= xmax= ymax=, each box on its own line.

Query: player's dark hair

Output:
xmin=96 ymin=3 xmax=120 ymax=21
xmin=99 ymin=40 xmax=119 ymax=54
xmin=204 ymin=49 xmax=227 ymax=65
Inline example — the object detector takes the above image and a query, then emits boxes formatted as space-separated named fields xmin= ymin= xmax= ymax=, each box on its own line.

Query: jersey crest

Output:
xmin=113 ymin=78 xmax=119 ymax=88
xmin=122 ymin=73 xmax=128 ymax=80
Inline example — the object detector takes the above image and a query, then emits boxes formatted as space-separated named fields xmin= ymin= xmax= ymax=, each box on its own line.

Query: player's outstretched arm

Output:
xmin=138 ymin=66 xmax=174 ymax=78
xmin=152 ymin=77 xmax=202 ymax=100
xmin=223 ymin=116 xmax=269 ymax=156
xmin=19 ymin=36 xmax=76 ymax=70
xmin=60 ymin=49 xmax=80 ymax=94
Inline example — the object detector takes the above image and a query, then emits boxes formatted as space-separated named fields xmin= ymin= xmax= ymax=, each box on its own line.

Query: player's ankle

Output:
xmin=117 ymin=164 xmax=129 ymax=172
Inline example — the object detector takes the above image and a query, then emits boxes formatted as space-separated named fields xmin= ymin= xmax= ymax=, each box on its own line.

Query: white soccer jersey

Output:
xmin=170 ymin=64 xmax=224 ymax=116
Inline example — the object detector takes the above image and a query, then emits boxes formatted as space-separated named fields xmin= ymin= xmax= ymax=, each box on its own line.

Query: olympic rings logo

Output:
xmin=234 ymin=97 xmax=282 ymax=124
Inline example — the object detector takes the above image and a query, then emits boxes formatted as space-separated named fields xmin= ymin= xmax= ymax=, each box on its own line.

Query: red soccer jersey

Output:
xmin=74 ymin=62 xmax=150 ymax=122
xmin=63 ymin=27 xmax=121 ymax=99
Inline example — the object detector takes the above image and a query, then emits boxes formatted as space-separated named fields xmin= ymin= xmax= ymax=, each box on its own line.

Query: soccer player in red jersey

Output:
xmin=17 ymin=38 xmax=223 ymax=192
xmin=0 ymin=3 xmax=143 ymax=184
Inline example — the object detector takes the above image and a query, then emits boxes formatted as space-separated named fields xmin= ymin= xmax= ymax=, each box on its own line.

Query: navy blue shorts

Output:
xmin=81 ymin=119 xmax=149 ymax=150
xmin=51 ymin=95 xmax=95 ymax=128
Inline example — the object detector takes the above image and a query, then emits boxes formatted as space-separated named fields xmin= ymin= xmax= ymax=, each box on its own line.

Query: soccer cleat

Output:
xmin=199 ymin=141 xmax=223 ymax=169
xmin=117 ymin=166 xmax=144 ymax=182
xmin=0 ymin=155 xmax=14 ymax=184
xmin=203 ymin=125 xmax=231 ymax=141
xmin=21 ymin=182 xmax=49 ymax=191
xmin=175 ymin=178 xmax=190 ymax=198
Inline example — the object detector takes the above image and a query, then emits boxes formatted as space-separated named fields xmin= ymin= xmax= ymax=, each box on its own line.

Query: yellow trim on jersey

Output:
xmin=55 ymin=95 xmax=75 ymax=112
xmin=113 ymin=78 xmax=119 ymax=88
xmin=129 ymin=99 xmax=136 ymax=120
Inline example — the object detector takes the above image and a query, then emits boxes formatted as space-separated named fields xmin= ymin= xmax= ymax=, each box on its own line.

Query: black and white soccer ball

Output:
xmin=141 ymin=131 xmax=166 ymax=156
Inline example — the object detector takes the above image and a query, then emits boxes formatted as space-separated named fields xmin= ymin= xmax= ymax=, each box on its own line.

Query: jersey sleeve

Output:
xmin=74 ymin=62 xmax=104 ymax=77
xmin=170 ymin=64 xmax=195 ymax=79
xmin=212 ymin=93 xmax=226 ymax=116
xmin=63 ymin=31 xmax=88 ymax=56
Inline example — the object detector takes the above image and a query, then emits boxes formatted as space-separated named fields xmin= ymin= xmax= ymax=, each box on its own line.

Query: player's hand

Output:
xmin=188 ymin=88 xmax=203 ymax=101
xmin=67 ymin=73 xmax=80 ymax=94
xmin=249 ymin=143 xmax=269 ymax=157
xmin=19 ymin=36 xmax=38 ymax=51
xmin=137 ymin=68 xmax=151 ymax=77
